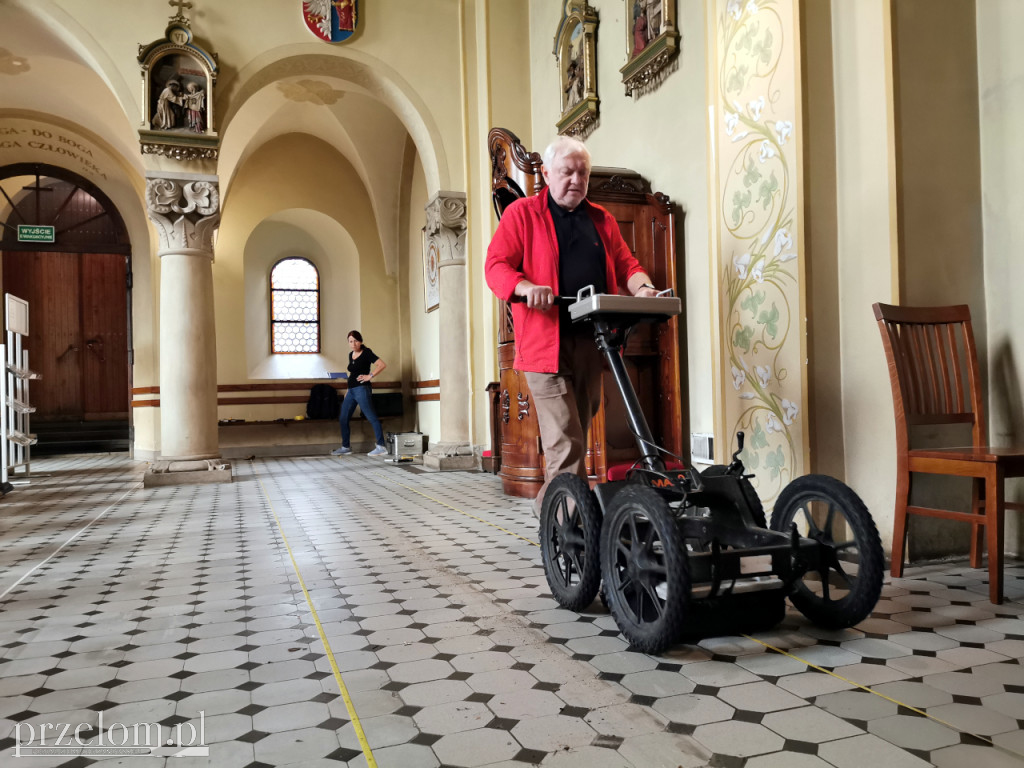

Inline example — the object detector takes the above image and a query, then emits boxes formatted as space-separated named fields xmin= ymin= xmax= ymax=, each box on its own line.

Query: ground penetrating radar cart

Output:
xmin=540 ymin=288 xmax=884 ymax=654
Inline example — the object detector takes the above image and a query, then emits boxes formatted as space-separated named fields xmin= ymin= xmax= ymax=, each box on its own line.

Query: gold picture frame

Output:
xmin=620 ymin=0 xmax=679 ymax=97
xmin=554 ymin=2 xmax=599 ymax=139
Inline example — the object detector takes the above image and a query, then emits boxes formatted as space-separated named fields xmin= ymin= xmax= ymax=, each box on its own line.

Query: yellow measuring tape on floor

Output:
xmin=256 ymin=471 xmax=378 ymax=768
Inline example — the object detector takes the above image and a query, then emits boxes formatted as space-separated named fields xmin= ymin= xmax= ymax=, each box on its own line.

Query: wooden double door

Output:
xmin=3 ymin=250 xmax=129 ymax=421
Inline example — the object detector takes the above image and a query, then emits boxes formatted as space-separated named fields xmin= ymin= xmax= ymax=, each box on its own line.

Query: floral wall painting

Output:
xmin=709 ymin=0 xmax=805 ymax=506
xmin=554 ymin=2 xmax=600 ymax=140
xmin=138 ymin=8 xmax=219 ymax=161
xmin=621 ymin=0 xmax=680 ymax=97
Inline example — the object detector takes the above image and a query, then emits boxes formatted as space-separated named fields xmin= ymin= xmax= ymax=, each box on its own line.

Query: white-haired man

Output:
xmin=485 ymin=136 xmax=659 ymax=515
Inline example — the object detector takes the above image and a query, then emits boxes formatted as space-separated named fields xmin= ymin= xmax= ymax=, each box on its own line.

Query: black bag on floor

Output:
xmin=306 ymin=384 xmax=340 ymax=420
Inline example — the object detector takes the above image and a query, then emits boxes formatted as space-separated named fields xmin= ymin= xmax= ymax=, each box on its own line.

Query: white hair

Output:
xmin=541 ymin=136 xmax=591 ymax=168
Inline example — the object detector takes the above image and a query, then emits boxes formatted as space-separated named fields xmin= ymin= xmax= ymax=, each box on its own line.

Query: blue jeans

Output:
xmin=339 ymin=385 xmax=385 ymax=447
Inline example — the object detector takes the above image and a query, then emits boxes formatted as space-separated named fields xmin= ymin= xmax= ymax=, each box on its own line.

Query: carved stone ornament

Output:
xmin=554 ymin=2 xmax=600 ymax=140
xmin=145 ymin=175 xmax=220 ymax=254
xmin=141 ymin=142 xmax=219 ymax=161
xmin=137 ymin=1 xmax=220 ymax=161
xmin=424 ymin=191 xmax=467 ymax=267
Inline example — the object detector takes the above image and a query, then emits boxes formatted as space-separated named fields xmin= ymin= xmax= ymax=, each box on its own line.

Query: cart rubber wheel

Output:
xmin=770 ymin=475 xmax=883 ymax=629
xmin=601 ymin=485 xmax=689 ymax=654
xmin=540 ymin=473 xmax=602 ymax=612
xmin=699 ymin=464 xmax=768 ymax=528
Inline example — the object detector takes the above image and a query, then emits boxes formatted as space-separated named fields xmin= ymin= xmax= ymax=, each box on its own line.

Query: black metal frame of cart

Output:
xmin=538 ymin=289 xmax=884 ymax=655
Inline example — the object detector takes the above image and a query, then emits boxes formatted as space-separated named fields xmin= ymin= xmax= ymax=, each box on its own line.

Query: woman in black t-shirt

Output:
xmin=332 ymin=330 xmax=389 ymax=456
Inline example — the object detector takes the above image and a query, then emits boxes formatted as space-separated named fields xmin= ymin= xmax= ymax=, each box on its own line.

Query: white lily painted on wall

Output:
xmin=712 ymin=0 xmax=804 ymax=504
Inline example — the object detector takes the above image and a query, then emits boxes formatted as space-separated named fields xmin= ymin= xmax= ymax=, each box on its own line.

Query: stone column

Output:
xmin=423 ymin=191 xmax=475 ymax=470
xmin=145 ymin=172 xmax=226 ymax=477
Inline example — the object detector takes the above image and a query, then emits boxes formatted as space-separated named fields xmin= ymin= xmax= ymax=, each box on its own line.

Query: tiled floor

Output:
xmin=1 ymin=453 xmax=1023 ymax=768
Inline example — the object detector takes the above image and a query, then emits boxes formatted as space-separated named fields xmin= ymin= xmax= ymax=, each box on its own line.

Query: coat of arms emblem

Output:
xmin=302 ymin=0 xmax=358 ymax=43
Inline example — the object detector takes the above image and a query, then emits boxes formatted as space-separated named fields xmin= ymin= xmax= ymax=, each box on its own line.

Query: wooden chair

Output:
xmin=873 ymin=302 xmax=1024 ymax=603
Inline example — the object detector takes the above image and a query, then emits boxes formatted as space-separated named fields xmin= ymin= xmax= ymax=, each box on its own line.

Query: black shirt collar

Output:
xmin=547 ymin=192 xmax=589 ymax=219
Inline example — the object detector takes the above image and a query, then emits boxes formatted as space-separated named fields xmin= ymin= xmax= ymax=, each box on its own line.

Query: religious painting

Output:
xmin=302 ymin=0 xmax=359 ymax=43
xmin=554 ymin=2 xmax=599 ymax=140
xmin=620 ymin=0 xmax=679 ymax=97
xmin=422 ymin=228 xmax=440 ymax=313
xmin=138 ymin=12 xmax=219 ymax=160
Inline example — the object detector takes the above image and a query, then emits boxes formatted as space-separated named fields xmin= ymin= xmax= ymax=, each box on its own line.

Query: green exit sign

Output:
xmin=17 ymin=225 xmax=55 ymax=243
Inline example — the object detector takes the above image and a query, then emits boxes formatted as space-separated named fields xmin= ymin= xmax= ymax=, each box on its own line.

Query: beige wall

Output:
xmin=802 ymin=0 xmax=844 ymax=483
xmin=402 ymin=141 xmax=441 ymax=443
xmin=891 ymin=0 xmax=988 ymax=558
xmin=470 ymin=1 xmax=534 ymax=450
xmin=895 ymin=1 xmax=984 ymax=312
xmin=829 ymin=0 xmax=901 ymax=549
xmin=977 ymin=0 xmax=1024 ymax=554
xmin=242 ymin=214 xmax=361 ymax=381
xmin=217 ymin=133 xmax=396 ymax=398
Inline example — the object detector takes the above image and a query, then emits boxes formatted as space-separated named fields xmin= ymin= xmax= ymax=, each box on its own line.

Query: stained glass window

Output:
xmin=270 ymin=257 xmax=320 ymax=353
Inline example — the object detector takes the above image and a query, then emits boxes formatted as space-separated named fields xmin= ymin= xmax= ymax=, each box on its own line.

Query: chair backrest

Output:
xmin=488 ymin=126 xmax=544 ymax=220
xmin=872 ymin=303 xmax=986 ymax=451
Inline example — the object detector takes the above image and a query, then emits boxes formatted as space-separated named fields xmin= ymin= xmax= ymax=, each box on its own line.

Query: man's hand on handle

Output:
xmin=627 ymin=272 xmax=659 ymax=298
xmin=514 ymin=281 xmax=555 ymax=311
xmin=513 ymin=276 xmax=660 ymax=308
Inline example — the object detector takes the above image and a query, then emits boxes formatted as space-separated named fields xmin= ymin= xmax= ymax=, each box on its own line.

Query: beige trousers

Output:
xmin=524 ymin=328 xmax=604 ymax=508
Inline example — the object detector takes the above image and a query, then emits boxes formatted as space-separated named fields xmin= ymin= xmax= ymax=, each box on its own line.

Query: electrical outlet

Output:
xmin=691 ymin=433 xmax=714 ymax=464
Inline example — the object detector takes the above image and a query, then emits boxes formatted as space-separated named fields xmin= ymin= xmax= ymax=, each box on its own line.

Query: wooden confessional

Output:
xmin=486 ymin=127 xmax=685 ymax=498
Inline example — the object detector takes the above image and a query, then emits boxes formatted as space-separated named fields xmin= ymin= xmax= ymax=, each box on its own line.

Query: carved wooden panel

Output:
xmin=497 ymin=346 xmax=544 ymax=497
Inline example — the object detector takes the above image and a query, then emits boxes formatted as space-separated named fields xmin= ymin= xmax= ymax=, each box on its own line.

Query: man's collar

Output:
xmin=547 ymin=192 xmax=589 ymax=218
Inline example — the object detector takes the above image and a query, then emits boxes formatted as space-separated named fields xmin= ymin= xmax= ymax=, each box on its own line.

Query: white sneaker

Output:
xmin=368 ymin=444 xmax=388 ymax=456
xmin=332 ymin=446 xmax=351 ymax=455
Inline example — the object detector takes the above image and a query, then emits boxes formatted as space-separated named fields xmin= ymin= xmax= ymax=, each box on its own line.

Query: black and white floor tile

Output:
xmin=0 ymin=454 xmax=1022 ymax=767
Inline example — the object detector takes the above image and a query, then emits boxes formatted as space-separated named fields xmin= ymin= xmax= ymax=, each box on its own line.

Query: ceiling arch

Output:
xmin=219 ymin=47 xmax=450 ymax=194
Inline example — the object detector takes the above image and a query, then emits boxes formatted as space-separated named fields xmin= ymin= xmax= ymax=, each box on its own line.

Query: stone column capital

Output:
xmin=145 ymin=172 xmax=220 ymax=256
xmin=425 ymin=191 xmax=467 ymax=267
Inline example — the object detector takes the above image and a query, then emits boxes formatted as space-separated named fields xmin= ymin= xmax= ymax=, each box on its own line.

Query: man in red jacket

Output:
xmin=485 ymin=136 xmax=659 ymax=515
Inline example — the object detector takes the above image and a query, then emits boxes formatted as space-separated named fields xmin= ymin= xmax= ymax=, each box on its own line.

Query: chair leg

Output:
xmin=891 ymin=466 xmax=911 ymax=578
xmin=985 ymin=468 xmax=1005 ymax=605
xmin=970 ymin=477 xmax=984 ymax=569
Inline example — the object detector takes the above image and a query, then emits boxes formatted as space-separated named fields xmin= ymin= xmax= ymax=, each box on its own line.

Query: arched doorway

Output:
xmin=0 ymin=163 xmax=131 ymax=453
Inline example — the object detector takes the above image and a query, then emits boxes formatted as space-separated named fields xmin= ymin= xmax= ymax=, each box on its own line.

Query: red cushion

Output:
xmin=606 ymin=459 xmax=685 ymax=482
